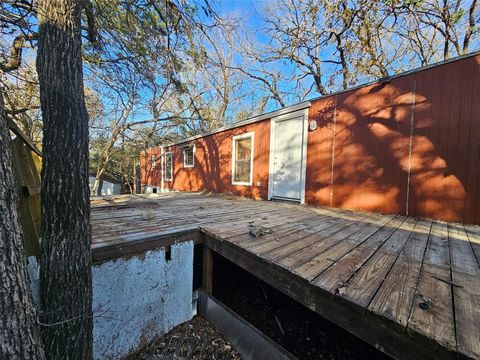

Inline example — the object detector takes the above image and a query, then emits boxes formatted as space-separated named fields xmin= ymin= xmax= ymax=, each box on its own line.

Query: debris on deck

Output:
xmin=248 ymin=224 xmax=273 ymax=237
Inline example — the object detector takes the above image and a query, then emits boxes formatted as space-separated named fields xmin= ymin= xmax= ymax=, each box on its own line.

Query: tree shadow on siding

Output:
xmin=171 ymin=126 xmax=269 ymax=200
xmin=309 ymin=74 xmax=474 ymax=223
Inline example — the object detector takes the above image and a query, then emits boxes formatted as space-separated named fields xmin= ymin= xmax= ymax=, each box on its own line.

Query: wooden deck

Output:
xmin=91 ymin=192 xmax=480 ymax=360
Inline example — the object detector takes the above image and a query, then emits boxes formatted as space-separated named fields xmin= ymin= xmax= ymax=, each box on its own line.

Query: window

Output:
xmin=151 ymin=155 xmax=157 ymax=168
xmin=164 ymin=152 xmax=173 ymax=181
xmin=232 ymin=132 xmax=254 ymax=186
xmin=183 ymin=146 xmax=194 ymax=168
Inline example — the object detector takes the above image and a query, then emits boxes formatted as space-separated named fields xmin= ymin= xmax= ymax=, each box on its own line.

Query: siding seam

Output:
xmin=405 ymin=80 xmax=416 ymax=216
xmin=329 ymin=95 xmax=338 ymax=207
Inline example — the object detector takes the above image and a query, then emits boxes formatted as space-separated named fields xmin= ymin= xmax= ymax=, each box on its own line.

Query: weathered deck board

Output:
xmin=313 ymin=217 xmax=411 ymax=293
xmin=336 ymin=217 xmax=418 ymax=311
xmin=448 ymin=223 xmax=480 ymax=358
xmin=261 ymin=216 xmax=353 ymax=261
xmin=274 ymin=212 xmax=375 ymax=269
xmin=368 ymin=220 xmax=431 ymax=330
xmin=293 ymin=215 xmax=396 ymax=282
xmin=91 ymin=193 xmax=480 ymax=360
xmin=407 ymin=222 xmax=457 ymax=353
xmin=465 ymin=225 xmax=480 ymax=262
xmin=94 ymin=202 xmax=280 ymax=244
xmin=242 ymin=213 xmax=349 ymax=254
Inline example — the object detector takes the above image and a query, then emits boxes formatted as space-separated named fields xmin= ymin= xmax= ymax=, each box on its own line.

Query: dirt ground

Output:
xmin=212 ymin=254 xmax=391 ymax=360
xmin=126 ymin=316 xmax=242 ymax=360
xmin=131 ymin=247 xmax=391 ymax=360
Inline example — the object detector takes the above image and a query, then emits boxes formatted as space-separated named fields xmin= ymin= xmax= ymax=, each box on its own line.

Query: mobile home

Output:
xmin=141 ymin=52 xmax=480 ymax=225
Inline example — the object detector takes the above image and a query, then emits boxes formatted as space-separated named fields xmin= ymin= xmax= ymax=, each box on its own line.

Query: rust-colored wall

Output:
xmin=140 ymin=148 xmax=162 ymax=187
xmin=306 ymin=54 xmax=480 ymax=224
xmin=141 ymin=54 xmax=480 ymax=224
xmin=163 ymin=120 xmax=271 ymax=200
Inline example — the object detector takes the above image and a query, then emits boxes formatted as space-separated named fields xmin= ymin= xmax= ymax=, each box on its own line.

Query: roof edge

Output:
xmin=308 ymin=49 xmax=480 ymax=103
xmin=157 ymin=49 xmax=480 ymax=150
xmin=161 ymin=100 xmax=311 ymax=148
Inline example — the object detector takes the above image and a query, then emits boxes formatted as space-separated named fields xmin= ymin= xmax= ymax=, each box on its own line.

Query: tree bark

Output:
xmin=36 ymin=0 xmax=93 ymax=359
xmin=0 ymin=88 xmax=45 ymax=359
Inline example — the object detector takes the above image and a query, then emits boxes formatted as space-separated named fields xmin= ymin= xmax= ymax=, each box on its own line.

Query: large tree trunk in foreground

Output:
xmin=36 ymin=0 xmax=93 ymax=358
xmin=0 ymin=88 xmax=45 ymax=359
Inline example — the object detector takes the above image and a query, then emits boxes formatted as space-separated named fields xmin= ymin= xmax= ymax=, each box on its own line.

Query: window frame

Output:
xmin=231 ymin=132 xmax=254 ymax=186
xmin=183 ymin=145 xmax=195 ymax=168
xmin=164 ymin=151 xmax=173 ymax=181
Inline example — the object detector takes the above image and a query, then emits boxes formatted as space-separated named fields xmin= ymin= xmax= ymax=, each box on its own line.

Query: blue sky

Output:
xmin=216 ymin=0 xmax=275 ymax=51
xmin=217 ymin=0 xmax=264 ymax=25
xmin=91 ymin=0 xmax=480 ymax=134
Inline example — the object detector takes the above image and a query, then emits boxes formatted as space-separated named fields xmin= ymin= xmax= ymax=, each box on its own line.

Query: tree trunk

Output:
xmin=92 ymin=175 xmax=103 ymax=196
xmin=92 ymin=122 xmax=128 ymax=196
xmin=36 ymin=0 xmax=93 ymax=358
xmin=0 ymin=87 xmax=45 ymax=359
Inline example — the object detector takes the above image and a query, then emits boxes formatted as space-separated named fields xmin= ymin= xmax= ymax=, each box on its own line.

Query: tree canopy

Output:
xmin=1 ymin=0 xmax=479 ymax=192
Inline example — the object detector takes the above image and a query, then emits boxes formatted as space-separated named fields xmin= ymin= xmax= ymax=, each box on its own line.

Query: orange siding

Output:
xmin=141 ymin=54 xmax=480 ymax=224
xmin=306 ymin=54 xmax=480 ymax=224
xmin=140 ymin=148 xmax=162 ymax=187
xmin=164 ymin=120 xmax=270 ymax=200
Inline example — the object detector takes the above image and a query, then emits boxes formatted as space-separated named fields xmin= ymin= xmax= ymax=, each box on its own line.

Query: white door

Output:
xmin=271 ymin=116 xmax=305 ymax=200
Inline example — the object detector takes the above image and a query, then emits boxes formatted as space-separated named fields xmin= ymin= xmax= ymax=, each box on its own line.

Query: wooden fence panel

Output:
xmin=11 ymin=137 xmax=41 ymax=257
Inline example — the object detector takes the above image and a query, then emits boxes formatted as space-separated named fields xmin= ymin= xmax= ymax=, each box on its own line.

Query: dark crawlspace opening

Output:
xmin=193 ymin=246 xmax=391 ymax=360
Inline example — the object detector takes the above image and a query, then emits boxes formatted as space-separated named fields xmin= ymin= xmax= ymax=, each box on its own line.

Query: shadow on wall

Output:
xmin=166 ymin=122 xmax=271 ymax=200
xmin=307 ymin=55 xmax=480 ymax=224
xmin=140 ymin=148 xmax=162 ymax=187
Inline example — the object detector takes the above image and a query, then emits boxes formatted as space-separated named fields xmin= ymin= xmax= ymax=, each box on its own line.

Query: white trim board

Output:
xmin=160 ymin=147 xmax=165 ymax=192
xmin=231 ymin=132 xmax=254 ymax=186
xmin=268 ymin=108 xmax=309 ymax=204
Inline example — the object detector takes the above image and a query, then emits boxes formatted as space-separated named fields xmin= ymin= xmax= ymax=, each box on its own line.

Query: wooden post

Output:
xmin=203 ymin=246 xmax=213 ymax=294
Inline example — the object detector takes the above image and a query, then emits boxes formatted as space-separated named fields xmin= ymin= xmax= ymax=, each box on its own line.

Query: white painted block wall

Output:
xmin=92 ymin=241 xmax=194 ymax=359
